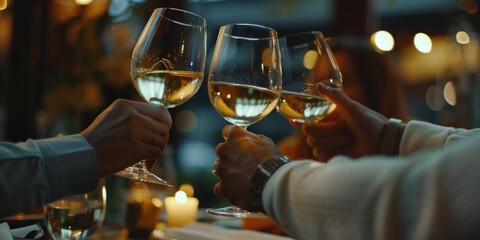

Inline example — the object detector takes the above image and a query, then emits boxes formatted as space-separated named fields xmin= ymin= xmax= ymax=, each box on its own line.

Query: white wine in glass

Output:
xmin=207 ymin=23 xmax=282 ymax=218
xmin=45 ymin=179 xmax=106 ymax=240
xmin=277 ymin=31 xmax=342 ymax=124
xmin=208 ymin=82 xmax=279 ymax=127
xmin=115 ymin=8 xmax=207 ymax=186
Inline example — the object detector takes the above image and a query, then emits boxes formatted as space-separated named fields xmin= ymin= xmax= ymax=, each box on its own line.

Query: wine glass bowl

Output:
xmin=131 ymin=8 xmax=206 ymax=108
xmin=208 ymin=23 xmax=282 ymax=129
xmin=45 ymin=179 xmax=106 ymax=240
xmin=276 ymin=31 xmax=342 ymax=124
xmin=116 ymin=8 xmax=207 ymax=185
xmin=207 ymin=23 xmax=282 ymax=218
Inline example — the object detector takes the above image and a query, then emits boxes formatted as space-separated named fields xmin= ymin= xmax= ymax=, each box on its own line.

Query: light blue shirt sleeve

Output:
xmin=0 ymin=134 xmax=99 ymax=218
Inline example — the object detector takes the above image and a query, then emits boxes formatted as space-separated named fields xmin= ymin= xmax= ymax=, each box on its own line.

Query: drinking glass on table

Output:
xmin=115 ymin=8 xmax=207 ymax=186
xmin=276 ymin=31 xmax=342 ymax=124
xmin=207 ymin=23 xmax=282 ymax=218
xmin=45 ymin=179 xmax=106 ymax=240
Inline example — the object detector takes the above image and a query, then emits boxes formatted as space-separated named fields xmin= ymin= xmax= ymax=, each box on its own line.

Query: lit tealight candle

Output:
xmin=164 ymin=190 xmax=199 ymax=227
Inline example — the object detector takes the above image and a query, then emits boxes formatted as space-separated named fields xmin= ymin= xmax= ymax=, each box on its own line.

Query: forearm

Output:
xmin=399 ymin=120 xmax=480 ymax=155
xmin=262 ymin=158 xmax=403 ymax=239
xmin=0 ymin=135 xmax=99 ymax=218
xmin=262 ymin=134 xmax=480 ymax=239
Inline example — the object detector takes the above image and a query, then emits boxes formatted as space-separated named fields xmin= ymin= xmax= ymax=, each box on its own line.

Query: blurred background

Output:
xmin=1 ymin=0 xmax=479 ymax=213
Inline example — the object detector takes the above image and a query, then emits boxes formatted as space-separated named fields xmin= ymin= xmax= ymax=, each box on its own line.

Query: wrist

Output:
xmin=395 ymin=122 xmax=406 ymax=155
xmin=380 ymin=118 xmax=405 ymax=156
xmin=250 ymin=155 xmax=290 ymax=213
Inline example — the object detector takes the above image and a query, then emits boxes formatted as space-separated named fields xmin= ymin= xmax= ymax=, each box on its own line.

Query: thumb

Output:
xmin=222 ymin=125 xmax=246 ymax=140
xmin=316 ymin=82 xmax=362 ymax=116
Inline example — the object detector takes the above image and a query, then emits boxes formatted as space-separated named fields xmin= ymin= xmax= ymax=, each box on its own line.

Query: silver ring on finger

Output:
xmin=212 ymin=160 xmax=219 ymax=176
xmin=150 ymin=131 xmax=157 ymax=145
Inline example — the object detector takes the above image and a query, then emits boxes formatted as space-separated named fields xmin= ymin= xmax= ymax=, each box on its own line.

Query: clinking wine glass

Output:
xmin=206 ymin=23 xmax=282 ymax=218
xmin=276 ymin=31 xmax=342 ymax=124
xmin=115 ymin=8 xmax=207 ymax=186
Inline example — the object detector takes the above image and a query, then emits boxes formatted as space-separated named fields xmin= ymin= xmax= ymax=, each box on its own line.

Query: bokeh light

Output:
xmin=443 ymin=81 xmax=456 ymax=106
xmin=456 ymin=31 xmax=470 ymax=45
xmin=414 ymin=33 xmax=432 ymax=53
xmin=370 ymin=30 xmax=395 ymax=52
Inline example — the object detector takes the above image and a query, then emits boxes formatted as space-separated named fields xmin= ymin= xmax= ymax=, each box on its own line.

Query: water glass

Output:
xmin=45 ymin=179 xmax=106 ymax=240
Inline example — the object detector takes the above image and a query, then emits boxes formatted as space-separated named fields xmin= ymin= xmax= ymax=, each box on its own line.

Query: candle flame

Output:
xmin=175 ymin=191 xmax=187 ymax=204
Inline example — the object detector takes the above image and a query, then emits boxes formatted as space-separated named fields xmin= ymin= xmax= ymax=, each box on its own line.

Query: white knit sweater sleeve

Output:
xmin=263 ymin=130 xmax=480 ymax=239
xmin=399 ymin=120 xmax=480 ymax=155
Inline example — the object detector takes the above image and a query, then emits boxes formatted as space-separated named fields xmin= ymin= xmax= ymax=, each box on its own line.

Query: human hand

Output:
xmin=213 ymin=125 xmax=280 ymax=211
xmin=80 ymin=99 xmax=172 ymax=177
xmin=302 ymin=83 xmax=388 ymax=160
xmin=277 ymin=130 xmax=315 ymax=160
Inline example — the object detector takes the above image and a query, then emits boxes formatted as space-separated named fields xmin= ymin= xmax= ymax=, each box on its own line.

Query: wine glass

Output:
xmin=115 ymin=8 xmax=207 ymax=186
xmin=276 ymin=31 xmax=342 ymax=124
xmin=45 ymin=179 xmax=106 ymax=240
xmin=206 ymin=23 xmax=282 ymax=218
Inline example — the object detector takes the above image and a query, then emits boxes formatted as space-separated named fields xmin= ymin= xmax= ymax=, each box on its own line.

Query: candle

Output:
xmin=164 ymin=191 xmax=199 ymax=227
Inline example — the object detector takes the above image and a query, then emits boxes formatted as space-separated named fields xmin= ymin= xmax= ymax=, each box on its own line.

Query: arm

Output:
xmin=0 ymin=135 xmax=98 ymax=218
xmin=302 ymin=84 xmax=480 ymax=160
xmin=263 ymin=133 xmax=480 ymax=239
xmin=213 ymin=83 xmax=480 ymax=239
xmin=400 ymin=120 xmax=480 ymax=155
xmin=0 ymin=99 xmax=172 ymax=218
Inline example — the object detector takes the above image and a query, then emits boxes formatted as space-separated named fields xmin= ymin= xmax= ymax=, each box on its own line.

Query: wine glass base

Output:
xmin=206 ymin=206 xmax=267 ymax=218
xmin=115 ymin=166 xmax=173 ymax=186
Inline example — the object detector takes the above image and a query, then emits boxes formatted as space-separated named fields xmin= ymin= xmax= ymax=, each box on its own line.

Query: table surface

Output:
xmin=2 ymin=212 xmax=292 ymax=240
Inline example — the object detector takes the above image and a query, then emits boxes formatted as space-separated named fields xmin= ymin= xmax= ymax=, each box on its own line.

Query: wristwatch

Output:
xmin=250 ymin=155 xmax=290 ymax=212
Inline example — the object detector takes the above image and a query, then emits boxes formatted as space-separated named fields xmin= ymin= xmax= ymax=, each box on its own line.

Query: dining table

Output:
xmin=1 ymin=208 xmax=294 ymax=240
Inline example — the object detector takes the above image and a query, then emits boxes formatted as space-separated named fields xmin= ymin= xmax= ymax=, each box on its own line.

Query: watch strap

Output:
xmin=380 ymin=118 xmax=403 ymax=155
xmin=250 ymin=155 xmax=290 ymax=212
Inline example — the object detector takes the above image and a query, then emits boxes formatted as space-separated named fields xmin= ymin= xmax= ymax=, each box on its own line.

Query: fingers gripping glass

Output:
xmin=115 ymin=8 xmax=207 ymax=186
xmin=206 ymin=23 xmax=282 ymax=218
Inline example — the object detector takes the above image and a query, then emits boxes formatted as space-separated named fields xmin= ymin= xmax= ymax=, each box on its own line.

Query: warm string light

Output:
xmin=456 ymin=31 xmax=471 ymax=44
xmin=370 ymin=30 xmax=395 ymax=52
xmin=414 ymin=33 xmax=432 ymax=53
xmin=0 ymin=0 xmax=7 ymax=11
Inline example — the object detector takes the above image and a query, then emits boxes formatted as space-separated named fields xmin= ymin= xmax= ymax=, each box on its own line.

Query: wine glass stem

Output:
xmin=130 ymin=160 xmax=151 ymax=177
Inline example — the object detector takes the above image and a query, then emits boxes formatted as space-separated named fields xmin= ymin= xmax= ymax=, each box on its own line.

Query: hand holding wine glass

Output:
xmin=207 ymin=23 xmax=282 ymax=218
xmin=115 ymin=8 xmax=207 ymax=186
